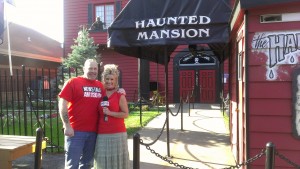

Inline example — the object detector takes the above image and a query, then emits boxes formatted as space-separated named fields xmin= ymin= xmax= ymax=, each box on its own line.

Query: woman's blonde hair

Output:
xmin=102 ymin=64 xmax=120 ymax=87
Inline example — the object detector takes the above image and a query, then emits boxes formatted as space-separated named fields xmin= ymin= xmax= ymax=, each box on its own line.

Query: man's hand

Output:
xmin=117 ymin=88 xmax=126 ymax=96
xmin=64 ymin=125 xmax=74 ymax=137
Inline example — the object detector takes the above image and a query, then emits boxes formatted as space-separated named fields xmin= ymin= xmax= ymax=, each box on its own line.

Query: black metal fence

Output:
xmin=0 ymin=65 xmax=80 ymax=152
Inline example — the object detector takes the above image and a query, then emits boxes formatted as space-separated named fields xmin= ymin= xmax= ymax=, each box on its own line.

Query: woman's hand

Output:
xmin=103 ymin=107 xmax=110 ymax=116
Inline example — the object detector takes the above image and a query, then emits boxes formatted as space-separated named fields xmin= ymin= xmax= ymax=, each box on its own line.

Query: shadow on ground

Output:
xmin=13 ymin=152 xmax=65 ymax=169
xmin=13 ymin=153 xmax=172 ymax=169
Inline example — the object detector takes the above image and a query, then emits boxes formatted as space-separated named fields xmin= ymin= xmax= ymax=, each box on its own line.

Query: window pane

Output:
xmin=105 ymin=5 xmax=114 ymax=28
xmin=95 ymin=4 xmax=114 ymax=29
xmin=179 ymin=53 xmax=216 ymax=66
xmin=95 ymin=6 xmax=105 ymax=23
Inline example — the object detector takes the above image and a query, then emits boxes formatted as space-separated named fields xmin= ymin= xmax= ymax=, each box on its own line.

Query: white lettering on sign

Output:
xmin=252 ymin=31 xmax=300 ymax=80
xmin=135 ymin=15 xmax=211 ymax=41
xmin=135 ymin=16 xmax=211 ymax=29
xmin=137 ymin=29 xmax=210 ymax=40
xmin=82 ymin=86 xmax=102 ymax=98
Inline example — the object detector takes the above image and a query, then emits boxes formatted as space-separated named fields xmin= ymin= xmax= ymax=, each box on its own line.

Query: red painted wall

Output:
xmin=246 ymin=2 xmax=300 ymax=168
xmin=100 ymin=50 xmax=138 ymax=102
xmin=64 ymin=0 xmax=129 ymax=55
xmin=64 ymin=0 xmax=90 ymax=56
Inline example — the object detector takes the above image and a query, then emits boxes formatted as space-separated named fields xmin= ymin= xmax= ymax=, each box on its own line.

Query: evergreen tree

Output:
xmin=57 ymin=26 xmax=101 ymax=89
xmin=62 ymin=26 xmax=100 ymax=71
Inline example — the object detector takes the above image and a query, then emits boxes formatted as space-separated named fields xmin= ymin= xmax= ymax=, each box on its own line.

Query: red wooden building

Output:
xmin=229 ymin=0 xmax=300 ymax=168
xmin=64 ymin=0 xmax=227 ymax=104
xmin=64 ymin=0 xmax=300 ymax=168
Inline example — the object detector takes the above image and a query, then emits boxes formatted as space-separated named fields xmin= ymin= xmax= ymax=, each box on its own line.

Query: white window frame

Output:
xmin=179 ymin=53 xmax=217 ymax=66
xmin=237 ymin=39 xmax=243 ymax=81
xmin=260 ymin=12 xmax=300 ymax=23
xmin=95 ymin=4 xmax=114 ymax=29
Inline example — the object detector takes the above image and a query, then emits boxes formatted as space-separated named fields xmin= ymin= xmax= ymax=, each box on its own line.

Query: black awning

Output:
xmin=240 ymin=0 xmax=300 ymax=9
xmin=107 ymin=0 xmax=232 ymax=64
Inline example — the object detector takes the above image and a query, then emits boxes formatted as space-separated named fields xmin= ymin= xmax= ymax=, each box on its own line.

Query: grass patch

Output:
xmin=0 ymin=106 xmax=164 ymax=152
xmin=125 ymin=107 xmax=163 ymax=136
xmin=222 ymin=111 xmax=230 ymax=132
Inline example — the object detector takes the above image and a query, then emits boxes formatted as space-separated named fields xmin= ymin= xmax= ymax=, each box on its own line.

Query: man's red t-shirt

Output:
xmin=59 ymin=77 xmax=105 ymax=132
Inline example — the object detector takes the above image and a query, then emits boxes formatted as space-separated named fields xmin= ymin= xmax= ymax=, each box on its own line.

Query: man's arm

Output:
xmin=58 ymin=98 xmax=74 ymax=136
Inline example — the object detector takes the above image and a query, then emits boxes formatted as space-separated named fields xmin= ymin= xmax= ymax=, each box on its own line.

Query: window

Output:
xmin=237 ymin=38 xmax=243 ymax=81
xmin=95 ymin=4 xmax=114 ymax=29
xmin=260 ymin=14 xmax=282 ymax=23
xmin=260 ymin=13 xmax=300 ymax=23
xmin=179 ymin=53 xmax=216 ymax=66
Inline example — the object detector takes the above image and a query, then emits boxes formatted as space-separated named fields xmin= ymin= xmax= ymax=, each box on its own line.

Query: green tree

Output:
xmin=57 ymin=26 xmax=101 ymax=90
xmin=62 ymin=26 xmax=100 ymax=70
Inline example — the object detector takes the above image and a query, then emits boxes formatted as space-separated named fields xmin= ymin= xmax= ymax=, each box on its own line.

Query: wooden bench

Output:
xmin=0 ymin=135 xmax=46 ymax=169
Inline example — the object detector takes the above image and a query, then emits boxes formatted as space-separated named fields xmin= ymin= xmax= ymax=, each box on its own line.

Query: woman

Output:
xmin=94 ymin=64 xmax=130 ymax=169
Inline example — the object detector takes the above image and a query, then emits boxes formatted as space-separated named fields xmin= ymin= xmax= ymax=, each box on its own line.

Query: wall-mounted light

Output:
xmin=188 ymin=44 xmax=197 ymax=56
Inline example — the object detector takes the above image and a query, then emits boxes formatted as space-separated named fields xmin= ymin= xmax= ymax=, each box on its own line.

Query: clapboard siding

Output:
xmin=248 ymin=82 xmax=292 ymax=98
xmin=64 ymin=0 xmax=90 ymax=56
xmin=248 ymin=65 xmax=300 ymax=82
xmin=250 ymin=116 xmax=292 ymax=132
xmin=101 ymin=50 xmax=138 ymax=102
xmin=249 ymin=99 xmax=292 ymax=116
xmin=249 ymin=132 xmax=300 ymax=150
xmin=89 ymin=32 xmax=107 ymax=44
xmin=243 ymin=1 xmax=300 ymax=168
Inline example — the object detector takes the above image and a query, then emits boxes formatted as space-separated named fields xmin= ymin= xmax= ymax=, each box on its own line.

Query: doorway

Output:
xmin=180 ymin=69 xmax=216 ymax=103
xmin=174 ymin=47 xmax=219 ymax=103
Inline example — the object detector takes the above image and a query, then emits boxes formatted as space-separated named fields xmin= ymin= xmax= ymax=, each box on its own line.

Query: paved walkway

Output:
xmin=13 ymin=103 xmax=236 ymax=169
xmin=127 ymin=103 xmax=236 ymax=169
